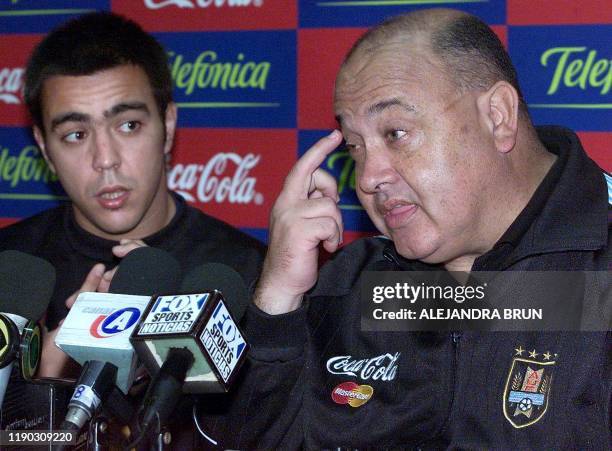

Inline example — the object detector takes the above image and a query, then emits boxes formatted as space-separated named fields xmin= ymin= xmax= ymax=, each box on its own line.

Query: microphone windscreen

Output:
xmin=180 ymin=263 xmax=248 ymax=321
xmin=109 ymin=247 xmax=181 ymax=295
xmin=0 ymin=250 xmax=56 ymax=320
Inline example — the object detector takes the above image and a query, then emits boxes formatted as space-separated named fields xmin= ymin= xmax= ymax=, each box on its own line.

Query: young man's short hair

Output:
xmin=24 ymin=12 xmax=173 ymax=131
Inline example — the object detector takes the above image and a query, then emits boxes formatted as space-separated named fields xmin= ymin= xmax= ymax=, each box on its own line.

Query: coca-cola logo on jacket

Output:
xmin=168 ymin=128 xmax=296 ymax=228
xmin=326 ymin=353 xmax=400 ymax=382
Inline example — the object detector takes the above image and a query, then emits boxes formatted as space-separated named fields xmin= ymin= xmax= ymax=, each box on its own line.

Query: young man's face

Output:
xmin=34 ymin=64 xmax=177 ymax=240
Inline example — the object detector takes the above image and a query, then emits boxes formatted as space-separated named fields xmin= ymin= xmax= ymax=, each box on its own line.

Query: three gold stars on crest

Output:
xmin=514 ymin=346 xmax=556 ymax=360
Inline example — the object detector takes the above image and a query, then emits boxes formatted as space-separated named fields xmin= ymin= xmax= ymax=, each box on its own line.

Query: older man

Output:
xmin=190 ymin=8 xmax=610 ymax=450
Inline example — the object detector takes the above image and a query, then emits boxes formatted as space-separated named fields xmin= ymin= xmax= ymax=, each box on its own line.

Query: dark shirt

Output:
xmin=0 ymin=192 xmax=266 ymax=329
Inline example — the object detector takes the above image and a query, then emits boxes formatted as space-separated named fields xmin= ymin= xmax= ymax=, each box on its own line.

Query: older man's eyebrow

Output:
xmin=104 ymin=102 xmax=150 ymax=118
xmin=368 ymin=98 xmax=416 ymax=116
xmin=50 ymin=112 xmax=90 ymax=131
xmin=334 ymin=98 xmax=417 ymax=126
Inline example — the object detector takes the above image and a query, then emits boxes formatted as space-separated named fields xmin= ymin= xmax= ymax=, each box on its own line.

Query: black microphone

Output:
xmin=0 ymin=250 xmax=55 ymax=405
xmin=60 ymin=360 xmax=118 ymax=431
xmin=129 ymin=263 xmax=250 ymax=442
xmin=180 ymin=263 xmax=249 ymax=322
xmin=137 ymin=347 xmax=194 ymax=435
xmin=109 ymin=246 xmax=182 ymax=295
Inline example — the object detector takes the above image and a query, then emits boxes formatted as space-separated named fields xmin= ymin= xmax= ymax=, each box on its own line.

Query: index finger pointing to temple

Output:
xmin=284 ymin=130 xmax=343 ymax=199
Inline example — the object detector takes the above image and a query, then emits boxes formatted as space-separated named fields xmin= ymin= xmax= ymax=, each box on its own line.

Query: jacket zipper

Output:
xmin=451 ymin=331 xmax=462 ymax=345
xmin=384 ymin=244 xmax=463 ymax=449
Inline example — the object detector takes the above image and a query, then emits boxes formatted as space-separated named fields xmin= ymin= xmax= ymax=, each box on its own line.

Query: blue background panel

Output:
xmin=510 ymin=25 xmax=612 ymax=131
xmin=157 ymin=31 xmax=297 ymax=128
xmin=0 ymin=0 xmax=109 ymax=33
xmin=0 ymin=127 xmax=66 ymax=218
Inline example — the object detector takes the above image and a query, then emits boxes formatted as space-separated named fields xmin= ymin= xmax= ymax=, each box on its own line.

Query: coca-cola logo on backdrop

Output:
xmin=169 ymin=152 xmax=264 ymax=205
xmin=168 ymin=128 xmax=296 ymax=228
xmin=0 ymin=35 xmax=41 ymax=126
xmin=0 ymin=67 xmax=24 ymax=105
xmin=112 ymin=0 xmax=296 ymax=31
xmin=143 ymin=0 xmax=263 ymax=10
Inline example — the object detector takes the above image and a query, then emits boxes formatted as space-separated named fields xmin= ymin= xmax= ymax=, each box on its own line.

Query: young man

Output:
xmin=196 ymin=9 xmax=610 ymax=449
xmin=0 ymin=12 xmax=265 ymax=376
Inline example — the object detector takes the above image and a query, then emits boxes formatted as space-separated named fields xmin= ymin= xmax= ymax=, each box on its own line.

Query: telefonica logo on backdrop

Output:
xmin=539 ymin=47 xmax=610 ymax=101
xmin=0 ymin=142 xmax=61 ymax=200
xmin=510 ymin=25 xmax=611 ymax=131
xmin=169 ymin=50 xmax=270 ymax=96
xmin=0 ymin=127 xmax=66 ymax=219
xmin=158 ymin=32 xmax=296 ymax=127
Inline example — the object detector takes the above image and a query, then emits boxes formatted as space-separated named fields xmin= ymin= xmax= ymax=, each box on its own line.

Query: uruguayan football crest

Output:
xmin=503 ymin=347 xmax=556 ymax=428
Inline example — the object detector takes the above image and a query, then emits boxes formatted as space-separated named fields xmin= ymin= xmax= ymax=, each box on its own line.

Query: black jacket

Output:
xmin=195 ymin=127 xmax=610 ymax=450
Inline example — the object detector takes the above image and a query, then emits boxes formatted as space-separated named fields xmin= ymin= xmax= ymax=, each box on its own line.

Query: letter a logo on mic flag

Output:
xmin=89 ymin=307 xmax=142 ymax=338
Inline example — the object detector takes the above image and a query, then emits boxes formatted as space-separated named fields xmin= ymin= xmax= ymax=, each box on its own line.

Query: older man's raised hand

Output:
xmin=255 ymin=130 xmax=344 ymax=315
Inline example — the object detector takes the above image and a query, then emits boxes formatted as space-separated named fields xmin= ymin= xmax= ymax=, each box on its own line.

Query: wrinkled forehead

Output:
xmin=334 ymin=42 xmax=454 ymax=119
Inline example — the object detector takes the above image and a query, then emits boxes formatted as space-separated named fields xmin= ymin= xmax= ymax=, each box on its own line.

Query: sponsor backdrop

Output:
xmin=0 ymin=0 xmax=610 ymax=244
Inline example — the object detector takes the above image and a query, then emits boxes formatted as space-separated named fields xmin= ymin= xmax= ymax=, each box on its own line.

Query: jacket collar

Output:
xmin=507 ymin=126 xmax=609 ymax=258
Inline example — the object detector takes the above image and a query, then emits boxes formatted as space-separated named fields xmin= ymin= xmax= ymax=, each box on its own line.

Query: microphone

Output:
xmin=129 ymin=263 xmax=249 ymax=440
xmin=0 ymin=250 xmax=55 ymax=405
xmin=60 ymin=360 xmax=118 ymax=432
xmin=138 ymin=347 xmax=194 ymax=435
xmin=180 ymin=263 xmax=249 ymax=322
xmin=108 ymin=246 xmax=182 ymax=295
xmin=131 ymin=263 xmax=249 ymax=393
xmin=55 ymin=247 xmax=182 ymax=393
